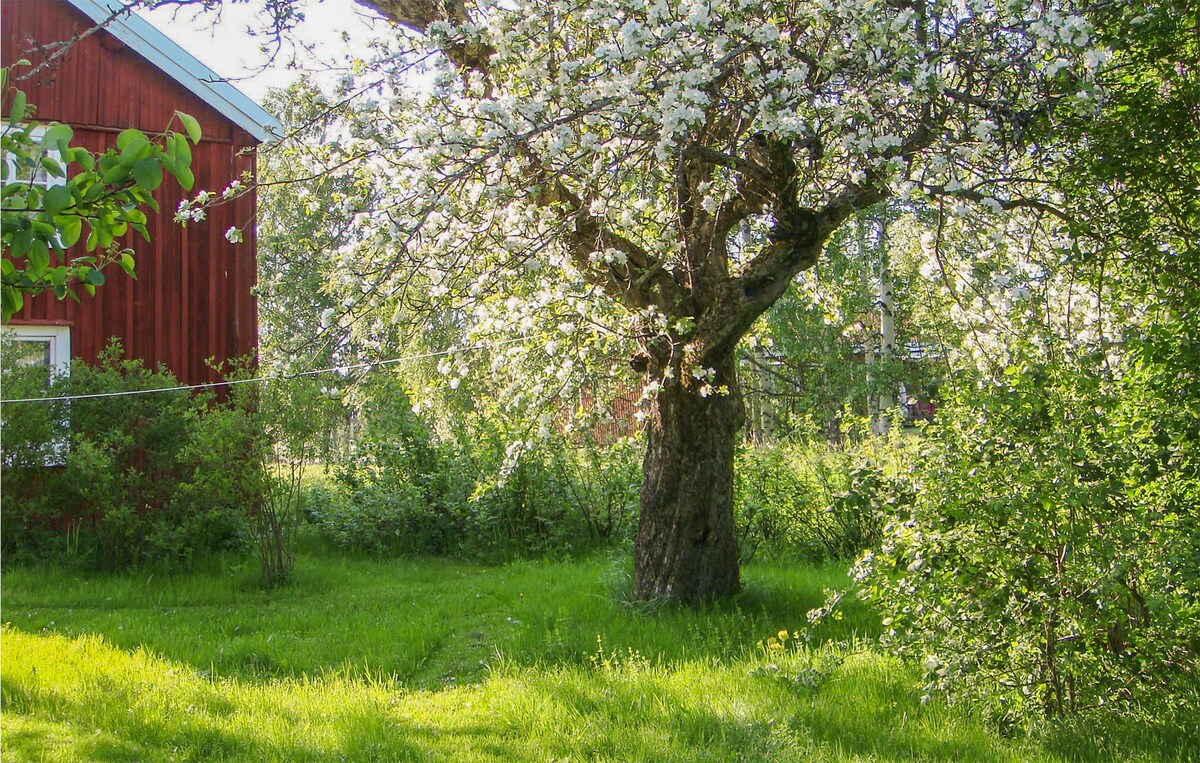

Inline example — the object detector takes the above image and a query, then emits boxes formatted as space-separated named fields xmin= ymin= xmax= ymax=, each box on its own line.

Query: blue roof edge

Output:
xmin=66 ymin=0 xmax=283 ymax=142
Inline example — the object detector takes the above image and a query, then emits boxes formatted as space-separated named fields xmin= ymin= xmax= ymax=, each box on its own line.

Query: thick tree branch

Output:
xmin=527 ymin=154 xmax=687 ymax=312
xmin=356 ymin=0 xmax=689 ymax=315
xmin=355 ymin=0 xmax=493 ymax=72
xmin=683 ymin=145 xmax=773 ymax=189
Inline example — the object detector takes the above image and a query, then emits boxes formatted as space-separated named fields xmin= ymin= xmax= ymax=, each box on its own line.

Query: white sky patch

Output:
xmin=140 ymin=0 xmax=381 ymax=101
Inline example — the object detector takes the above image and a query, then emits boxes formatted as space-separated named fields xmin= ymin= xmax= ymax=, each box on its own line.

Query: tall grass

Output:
xmin=2 ymin=552 xmax=1194 ymax=761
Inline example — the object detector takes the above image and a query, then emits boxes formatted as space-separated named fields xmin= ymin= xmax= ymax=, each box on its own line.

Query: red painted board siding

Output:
xmin=2 ymin=0 xmax=260 ymax=387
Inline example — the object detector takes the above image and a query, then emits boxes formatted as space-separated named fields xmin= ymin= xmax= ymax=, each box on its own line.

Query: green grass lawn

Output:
xmin=1 ymin=550 xmax=1194 ymax=761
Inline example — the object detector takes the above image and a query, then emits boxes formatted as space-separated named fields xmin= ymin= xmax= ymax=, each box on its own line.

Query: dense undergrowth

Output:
xmin=1 ymin=351 xmax=893 ymax=569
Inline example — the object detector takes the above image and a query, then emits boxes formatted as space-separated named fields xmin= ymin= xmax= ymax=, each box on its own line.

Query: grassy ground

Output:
xmin=1 ymin=550 xmax=1194 ymax=761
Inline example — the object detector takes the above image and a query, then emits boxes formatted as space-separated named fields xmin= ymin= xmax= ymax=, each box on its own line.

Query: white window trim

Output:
xmin=2 ymin=324 xmax=71 ymax=466
xmin=4 ymin=124 xmax=68 ymax=251
xmin=3 ymin=324 xmax=72 ymax=378
xmin=3 ymin=124 xmax=64 ymax=190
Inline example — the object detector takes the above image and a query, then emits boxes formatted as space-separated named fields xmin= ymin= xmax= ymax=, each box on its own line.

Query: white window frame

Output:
xmin=2 ymin=124 xmax=63 ymax=190
xmin=4 ymin=124 xmax=68 ymax=249
xmin=3 ymin=324 xmax=72 ymax=378
xmin=2 ymin=324 xmax=72 ymax=466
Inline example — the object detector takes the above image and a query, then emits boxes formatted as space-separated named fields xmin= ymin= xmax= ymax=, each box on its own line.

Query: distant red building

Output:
xmin=2 ymin=0 xmax=279 ymax=385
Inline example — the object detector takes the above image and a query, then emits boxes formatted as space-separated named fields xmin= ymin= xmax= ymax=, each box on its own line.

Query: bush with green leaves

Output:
xmin=245 ymin=374 xmax=343 ymax=586
xmin=314 ymin=374 xmax=472 ymax=555
xmin=849 ymin=358 xmax=1200 ymax=725
xmin=467 ymin=429 xmax=642 ymax=559
xmin=303 ymin=372 xmax=642 ymax=560
xmin=1 ymin=343 xmax=267 ymax=569
xmin=734 ymin=430 xmax=914 ymax=563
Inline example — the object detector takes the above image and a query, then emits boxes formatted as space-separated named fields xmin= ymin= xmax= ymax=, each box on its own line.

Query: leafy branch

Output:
xmin=1 ymin=64 xmax=201 ymax=321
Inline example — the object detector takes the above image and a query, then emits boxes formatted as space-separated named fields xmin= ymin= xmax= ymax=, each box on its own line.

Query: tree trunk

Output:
xmin=873 ymin=213 xmax=896 ymax=434
xmin=634 ymin=352 xmax=743 ymax=601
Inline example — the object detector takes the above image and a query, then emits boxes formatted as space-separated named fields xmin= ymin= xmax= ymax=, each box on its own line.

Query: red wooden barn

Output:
xmin=2 ymin=0 xmax=280 ymax=386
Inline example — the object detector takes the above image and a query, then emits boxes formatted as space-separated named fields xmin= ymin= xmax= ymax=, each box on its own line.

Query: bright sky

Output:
xmin=140 ymin=0 xmax=384 ymax=102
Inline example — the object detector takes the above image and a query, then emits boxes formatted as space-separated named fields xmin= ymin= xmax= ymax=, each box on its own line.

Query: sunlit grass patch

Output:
xmin=2 ymin=554 xmax=1195 ymax=761
xmin=3 ymin=625 xmax=1053 ymax=762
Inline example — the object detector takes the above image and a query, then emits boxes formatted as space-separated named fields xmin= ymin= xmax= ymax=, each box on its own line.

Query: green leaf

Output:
xmin=83 ymin=267 xmax=105 ymax=286
xmin=42 ymin=123 xmax=73 ymax=152
xmin=43 ymin=184 xmax=72 ymax=216
xmin=1 ymin=286 xmax=24 ymax=321
xmin=172 ymin=133 xmax=192 ymax=166
xmin=119 ymin=251 xmax=136 ymax=277
xmin=177 ymin=166 xmax=195 ymax=191
xmin=132 ymin=157 xmax=163 ymax=190
xmin=74 ymin=149 xmax=95 ymax=171
xmin=30 ymin=220 xmax=57 ymax=240
xmin=56 ymin=214 xmax=83 ymax=248
xmin=40 ymin=155 xmax=66 ymax=178
xmin=27 ymin=239 xmax=51 ymax=275
xmin=21 ymin=185 xmax=43 ymax=211
xmin=116 ymin=128 xmax=145 ymax=152
xmin=119 ymin=136 xmax=151 ymax=166
xmin=8 ymin=90 xmax=27 ymax=122
xmin=102 ymin=164 xmax=129 ymax=185
xmin=177 ymin=111 xmax=202 ymax=145
xmin=8 ymin=228 xmax=31 ymax=258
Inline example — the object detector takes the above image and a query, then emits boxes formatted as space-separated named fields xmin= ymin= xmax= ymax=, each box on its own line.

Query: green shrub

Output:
xmin=850 ymin=359 xmax=1200 ymax=724
xmin=1 ymin=343 xmax=268 ymax=569
xmin=304 ymin=373 xmax=641 ymax=560
xmin=734 ymin=436 xmax=911 ymax=563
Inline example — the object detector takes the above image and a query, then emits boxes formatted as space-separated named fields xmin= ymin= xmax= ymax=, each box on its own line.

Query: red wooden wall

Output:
xmin=2 ymin=0 xmax=260 ymax=386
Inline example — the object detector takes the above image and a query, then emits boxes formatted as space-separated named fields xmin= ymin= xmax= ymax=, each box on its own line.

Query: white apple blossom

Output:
xmin=258 ymin=0 xmax=1111 ymax=599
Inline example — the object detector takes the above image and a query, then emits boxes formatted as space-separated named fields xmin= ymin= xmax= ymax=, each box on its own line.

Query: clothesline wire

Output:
xmin=0 ymin=334 xmax=545 ymax=405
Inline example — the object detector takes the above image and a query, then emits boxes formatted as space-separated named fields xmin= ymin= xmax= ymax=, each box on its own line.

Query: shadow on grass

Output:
xmin=8 ymin=623 xmax=1197 ymax=762
xmin=4 ymin=551 xmax=1195 ymax=762
xmin=1040 ymin=707 xmax=1200 ymax=763
xmin=2 ymin=553 xmax=878 ymax=690
xmin=3 ymin=717 xmax=151 ymax=763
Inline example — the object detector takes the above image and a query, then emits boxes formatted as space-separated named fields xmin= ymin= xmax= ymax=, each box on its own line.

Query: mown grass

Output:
xmin=2 ymin=551 xmax=1195 ymax=762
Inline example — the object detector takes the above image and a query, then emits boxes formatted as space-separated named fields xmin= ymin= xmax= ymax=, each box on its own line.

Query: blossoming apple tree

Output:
xmin=276 ymin=0 xmax=1104 ymax=601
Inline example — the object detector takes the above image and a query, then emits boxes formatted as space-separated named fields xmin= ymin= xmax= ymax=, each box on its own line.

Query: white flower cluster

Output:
xmin=173 ymin=199 xmax=205 ymax=224
xmin=288 ymin=0 xmax=1110 ymax=425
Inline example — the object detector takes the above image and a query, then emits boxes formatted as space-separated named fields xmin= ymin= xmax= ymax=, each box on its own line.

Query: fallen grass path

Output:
xmin=1 ymin=553 xmax=1193 ymax=761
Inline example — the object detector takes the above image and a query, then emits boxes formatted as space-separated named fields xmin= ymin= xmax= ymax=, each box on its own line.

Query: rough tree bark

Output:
xmin=635 ymin=352 xmax=744 ymax=601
